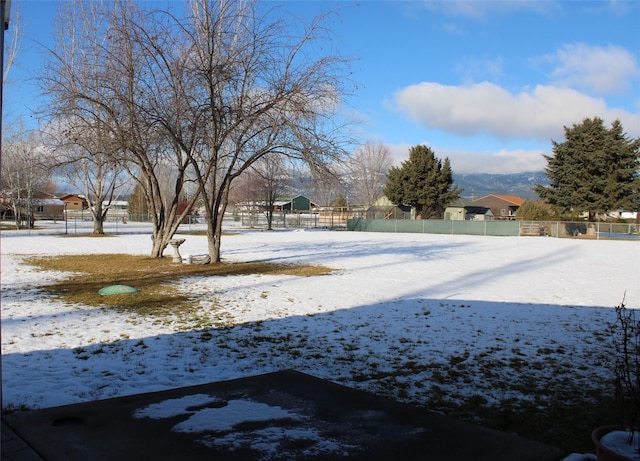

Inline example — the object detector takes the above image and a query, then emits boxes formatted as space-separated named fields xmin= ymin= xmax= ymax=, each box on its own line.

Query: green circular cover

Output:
xmin=98 ymin=285 xmax=140 ymax=295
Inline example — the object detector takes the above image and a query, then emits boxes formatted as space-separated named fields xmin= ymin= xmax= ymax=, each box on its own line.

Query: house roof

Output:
xmin=236 ymin=196 xmax=316 ymax=208
xmin=59 ymin=194 xmax=87 ymax=201
xmin=277 ymin=195 xmax=310 ymax=201
xmin=373 ymin=196 xmax=395 ymax=207
xmin=465 ymin=206 xmax=493 ymax=215
xmin=98 ymin=201 xmax=128 ymax=209
xmin=37 ymin=198 xmax=65 ymax=206
xmin=0 ymin=196 xmax=64 ymax=206
xmin=366 ymin=204 xmax=412 ymax=213
xmin=447 ymin=197 xmax=475 ymax=207
xmin=446 ymin=198 xmax=493 ymax=214
xmin=474 ymin=194 xmax=525 ymax=206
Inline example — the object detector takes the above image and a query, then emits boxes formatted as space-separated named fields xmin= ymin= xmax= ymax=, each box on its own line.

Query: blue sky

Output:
xmin=4 ymin=0 xmax=640 ymax=174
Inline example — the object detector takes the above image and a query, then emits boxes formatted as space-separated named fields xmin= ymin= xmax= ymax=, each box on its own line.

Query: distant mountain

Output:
xmin=453 ymin=172 xmax=549 ymax=200
xmin=276 ymin=170 xmax=550 ymax=204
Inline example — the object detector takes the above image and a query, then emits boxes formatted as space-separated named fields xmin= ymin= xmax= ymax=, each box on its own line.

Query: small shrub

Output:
xmin=614 ymin=298 xmax=640 ymax=430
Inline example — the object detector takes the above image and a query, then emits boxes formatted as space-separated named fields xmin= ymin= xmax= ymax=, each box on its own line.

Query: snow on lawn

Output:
xmin=1 ymin=222 xmax=639 ymax=415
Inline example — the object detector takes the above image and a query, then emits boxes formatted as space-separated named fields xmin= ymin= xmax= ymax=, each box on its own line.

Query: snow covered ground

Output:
xmin=1 ymin=221 xmax=639 ymax=453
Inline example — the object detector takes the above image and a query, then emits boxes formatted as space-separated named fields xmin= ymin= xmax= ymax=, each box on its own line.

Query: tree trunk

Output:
xmin=13 ymin=207 xmax=21 ymax=230
xmin=203 ymin=199 xmax=226 ymax=263
xmin=92 ymin=208 xmax=109 ymax=234
xmin=93 ymin=216 xmax=105 ymax=234
xmin=266 ymin=206 xmax=274 ymax=230
xmin=203 ymin=191 xmax=230 ymax=263
xmin=150 ymin=216 xmax=174 ymax=258
xmin=206 ymin=218 xmax=216 ymax=261
xmin=151 ymin=233 xmax=169 ymax=258
xmin=213 ymin=211 xmax=224 ymax=262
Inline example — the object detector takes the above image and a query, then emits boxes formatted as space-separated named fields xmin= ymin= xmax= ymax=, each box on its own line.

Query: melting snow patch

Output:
xmin=208 ymin=425 xmax=353 ymax=458
xmin=173 ymin=399 xmax=305 ymax=433
xmin=133 ymin=394 xmax=219 ymax=419
xmin=561 ymin=454 xmax=597 ymax=461
xmin=133 ymin=395 xmax=356 ymax=459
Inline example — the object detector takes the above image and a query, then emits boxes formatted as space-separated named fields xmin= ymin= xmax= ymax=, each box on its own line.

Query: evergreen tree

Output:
xmin=517 ymin=200 xmax=554 ymax=221
xmin=332 ymin=194 xmax=348 ymax=208
xmin=128 ymin=182 xmax=149 ymax=219
xmin=535 ymin=118 xmax=640 ymax=221
xmin=384 ymin=145 xmax=461 ymax=219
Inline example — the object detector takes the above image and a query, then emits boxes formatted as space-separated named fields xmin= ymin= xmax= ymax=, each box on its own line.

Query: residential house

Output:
xmin=4 ymin=192 xmax=66 ymax=221
xmin=473 ymin=194 xmax=525 ymax=220
xmin=606 ymin=210 xmax=638 ymax=221
xmin=444 ymin=198 xmax=493 ymax=221
xmin=365 ymin=196 xmax=412 ymax=220
xmin=277 ymin=195 xmax=315 ymax=212
xmin=235 ymin=195 xmax=316 ymax=213
xmin=35 ymin=195 xmax=66 ymax=220
xmin=103 ymin=200 xmax=129 ymax=212
xmin=59 ymin=194 xmax=88 ymax=211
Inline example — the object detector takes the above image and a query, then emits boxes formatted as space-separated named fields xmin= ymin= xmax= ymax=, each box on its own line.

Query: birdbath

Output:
xmin=168 ymin=239 xmax=186 ymax=263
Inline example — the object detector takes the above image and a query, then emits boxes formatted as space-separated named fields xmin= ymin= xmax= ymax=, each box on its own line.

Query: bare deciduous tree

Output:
xmin=2 ymin=1 xmax=20 ymax=85
xmin=43 ymin=118 xmax=129 ymax=234
xmin=347 ymin=142 xmax=392 ymax=206
xmin=40 ymin=1 xmax=125 ymax=235
xmin=309 ymin=165 xmax=343 ymax=207
xmin=1 ymin=128 xmax=55 ymax=228
xmin=42 ymin=0 xmax=197 ymax=255
xmin=250 ymin=155 xmax=290 ymax=230
xmin=41 ymin=0 xmax=354 ymax=260
xmin=178 ymin=0 xmax=352 ymax=260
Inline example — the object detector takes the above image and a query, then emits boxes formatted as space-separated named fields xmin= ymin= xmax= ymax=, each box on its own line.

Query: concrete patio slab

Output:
xmin=3 ymin=370 xmax=561 ymax=460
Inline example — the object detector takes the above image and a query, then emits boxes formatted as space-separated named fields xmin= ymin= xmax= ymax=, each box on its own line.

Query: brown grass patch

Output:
xmin=25 ymin=254 xmax=333 ymax=316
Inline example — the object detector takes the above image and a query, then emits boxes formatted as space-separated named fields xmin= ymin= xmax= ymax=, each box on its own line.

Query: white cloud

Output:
xmin=441 ymin=147 xmax=548 ymax=174
xmin=455 ymin=56 xmax=504 ymax=83
xmin=547 ymin=43 xmax=639 ymax=94
xmin=386 ymin=142 xmax=413 ymax=167
xmin=421 ymin=0 xmax=561 ymax=19
xmin=393 ymin=81 xmax=640 ymax=141
xmin=386 ymin=142 xmax=546 ymax=175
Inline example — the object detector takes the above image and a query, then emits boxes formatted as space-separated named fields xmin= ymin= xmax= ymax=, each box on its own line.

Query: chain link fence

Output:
xmin=3 ymin=211 xmax=638 ymax=240
xmin=347 ymin=218 xmax=640 ymax=239
xmin=520 ymin=220 xmax=640 ymax=239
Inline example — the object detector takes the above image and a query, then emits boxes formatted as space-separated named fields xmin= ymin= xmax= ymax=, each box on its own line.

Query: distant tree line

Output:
xmin=379 ymin=118 xmax=639 ymax=223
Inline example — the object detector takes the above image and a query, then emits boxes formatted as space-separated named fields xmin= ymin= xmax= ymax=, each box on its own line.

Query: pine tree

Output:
xmin=535 ymin=118 xmax=640 ymax=221
xmin=517 ymin=200 xmax=554 ymax=221
xmin=128 ymin=182 xmax=149 ymax=219
xmin=384 ymin=145 xmax=462 ymax=219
